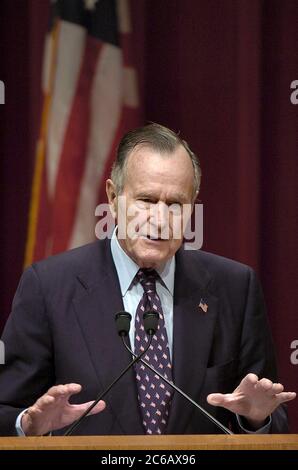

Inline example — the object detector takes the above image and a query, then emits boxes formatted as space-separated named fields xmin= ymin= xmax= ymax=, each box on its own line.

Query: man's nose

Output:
xmin=158 ymin=201 xmax=168 ymax=221
xmin=151 ymin=202 xmax=169 ymax=234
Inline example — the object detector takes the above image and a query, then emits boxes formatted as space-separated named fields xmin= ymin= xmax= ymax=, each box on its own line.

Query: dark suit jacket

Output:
xmin=0 ymin=239 xmax=288 ymax=435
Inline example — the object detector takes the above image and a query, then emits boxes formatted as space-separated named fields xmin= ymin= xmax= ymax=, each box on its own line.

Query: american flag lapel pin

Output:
xmin=199 ymin=298 xmax=208 ymax=313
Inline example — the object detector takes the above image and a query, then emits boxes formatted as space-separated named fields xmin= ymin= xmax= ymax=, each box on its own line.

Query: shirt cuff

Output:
xmin=15 ymin=409 xmax=28 ymax=436
xmin=236 ymin=414 xmax=272 ymax=434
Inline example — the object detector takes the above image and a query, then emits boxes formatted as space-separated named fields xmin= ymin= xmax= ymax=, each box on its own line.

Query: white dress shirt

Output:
xmin=110 ymin=229 xmax=175 ymax=357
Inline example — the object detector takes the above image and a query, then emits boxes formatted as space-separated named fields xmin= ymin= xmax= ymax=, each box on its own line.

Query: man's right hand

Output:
xmin=21 ymin=383 xmax=106 ymax=436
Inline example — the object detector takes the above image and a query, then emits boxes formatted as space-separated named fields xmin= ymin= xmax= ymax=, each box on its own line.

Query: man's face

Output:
xmin=106 ymin=145 xmax=195 ymax=269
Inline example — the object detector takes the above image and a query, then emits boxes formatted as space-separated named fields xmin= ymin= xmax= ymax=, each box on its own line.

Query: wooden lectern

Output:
xmin=0 ymin=434 xmax=297 ymax=450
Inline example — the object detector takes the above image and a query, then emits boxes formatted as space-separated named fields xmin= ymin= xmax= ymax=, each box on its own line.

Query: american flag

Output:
xmin=24 ymin=0 xmax=140 ymax=265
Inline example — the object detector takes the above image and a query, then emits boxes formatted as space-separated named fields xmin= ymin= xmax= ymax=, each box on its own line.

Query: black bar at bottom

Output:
xmin=0 ymin=450 xmax=297 ymax=466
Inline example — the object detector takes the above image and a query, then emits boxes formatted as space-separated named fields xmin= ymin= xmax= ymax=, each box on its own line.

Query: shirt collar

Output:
xmin=110 ymin=228 xmax=175 ymax=297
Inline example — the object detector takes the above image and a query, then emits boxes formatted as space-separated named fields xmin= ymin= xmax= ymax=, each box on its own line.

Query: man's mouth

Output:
xmin=141 ymin=235 xmax=169 ymax=242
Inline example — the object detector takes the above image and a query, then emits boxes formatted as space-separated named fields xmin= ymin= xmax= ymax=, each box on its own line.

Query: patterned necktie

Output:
xmin=134 ymin=269 xmax=173 ymax=434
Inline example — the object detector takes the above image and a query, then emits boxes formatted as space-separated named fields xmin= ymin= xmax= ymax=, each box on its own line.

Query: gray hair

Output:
xmin=111 ymin=123 xmax=201 ymax=200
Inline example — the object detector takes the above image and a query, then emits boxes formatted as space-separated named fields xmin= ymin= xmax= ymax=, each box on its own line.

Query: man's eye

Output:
xmin=169 ymin=202 xmax=182 ymax=207
xmin=168 ymin=202 xmax=183 ymax=212
xmin=135 ymin=199 xmax=152 ymax=208
xmin=140 ymin=198 xmax=154 ymax=204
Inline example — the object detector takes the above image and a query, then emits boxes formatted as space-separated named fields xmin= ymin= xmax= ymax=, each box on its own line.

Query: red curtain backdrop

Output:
xmin=1 ymin=0 xmax=297 ymax=430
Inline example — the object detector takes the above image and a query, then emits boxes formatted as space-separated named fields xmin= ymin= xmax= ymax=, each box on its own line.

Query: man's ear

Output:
xmin=106 ymin=179 xmax=117 ymax=219
xmin=191 ymin=191 xmax=199 ymax=211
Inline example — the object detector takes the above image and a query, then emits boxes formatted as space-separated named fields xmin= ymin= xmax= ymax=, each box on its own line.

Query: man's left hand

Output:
xmin=207 ymin=373 xmax=296 ymax=429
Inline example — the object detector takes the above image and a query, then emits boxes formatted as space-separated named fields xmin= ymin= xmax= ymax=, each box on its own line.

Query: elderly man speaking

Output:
xmin=0 ymin=123 xmax=295 ymax=436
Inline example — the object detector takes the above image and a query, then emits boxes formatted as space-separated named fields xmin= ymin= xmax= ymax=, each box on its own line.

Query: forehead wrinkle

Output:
xmin=124 ymin=146 xmax=194 ymax=202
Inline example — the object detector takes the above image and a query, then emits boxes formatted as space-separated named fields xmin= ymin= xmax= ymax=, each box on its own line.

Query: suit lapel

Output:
xmin=166 ymin=248 xmax=219 ymax=433
xmin=72 ymin=240 xmax=144 ymax=434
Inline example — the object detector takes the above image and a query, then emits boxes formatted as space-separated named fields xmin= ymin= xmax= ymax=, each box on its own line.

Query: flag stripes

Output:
xmin=25 ymin=0 xmax=140 ymax=265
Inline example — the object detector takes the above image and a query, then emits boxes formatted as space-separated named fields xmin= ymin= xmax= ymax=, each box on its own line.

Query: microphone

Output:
xmin=64 ymin=310 xmax=159 ymax=436
xmin=121 ymin=324 xmax=233 ymax=435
